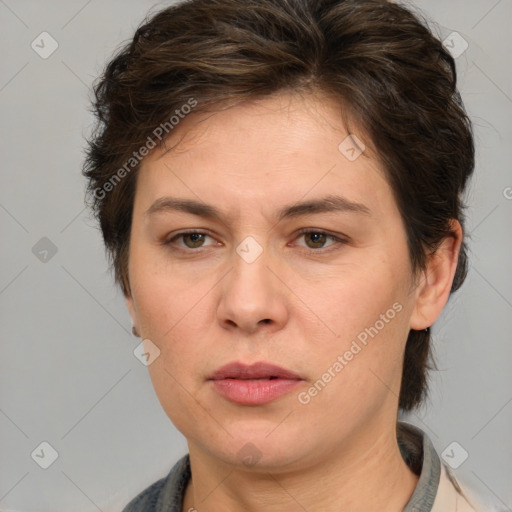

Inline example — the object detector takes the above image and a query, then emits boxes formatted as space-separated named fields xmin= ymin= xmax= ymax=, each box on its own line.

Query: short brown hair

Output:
xmin=83 ymin=0 xmax=474 ymax=412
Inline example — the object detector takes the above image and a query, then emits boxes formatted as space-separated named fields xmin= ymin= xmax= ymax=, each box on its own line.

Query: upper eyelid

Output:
xmin=294 ymin=227 xmax=347 ymax=240
xmin=292 ymin=230 xmax=347 ymax=249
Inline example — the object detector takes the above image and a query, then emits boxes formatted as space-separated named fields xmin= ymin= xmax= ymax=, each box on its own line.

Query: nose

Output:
xmin=216 ymin=244 xmax=289 ymax=334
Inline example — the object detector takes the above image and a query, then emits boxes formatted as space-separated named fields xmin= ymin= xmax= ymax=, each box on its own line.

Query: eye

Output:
xmin=164 ymin=230 xmax=218 ymax=250
xmin=294 ymin=229 xmax=347 ymax=250
xmin=163 ymin=229 xmax=347 ymax=253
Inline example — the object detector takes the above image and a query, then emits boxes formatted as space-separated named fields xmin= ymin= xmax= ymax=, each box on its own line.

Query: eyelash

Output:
xmin=163 ymin=228 xmax=348 ymax=254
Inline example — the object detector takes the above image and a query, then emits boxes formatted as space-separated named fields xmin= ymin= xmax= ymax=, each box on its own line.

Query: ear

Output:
xmin=409 ymin=220 xmax=463 ymax=330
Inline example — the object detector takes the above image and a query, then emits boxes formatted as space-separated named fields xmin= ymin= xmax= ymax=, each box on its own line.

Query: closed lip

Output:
xmin=209 ymin=361 xmax=302 ymax=380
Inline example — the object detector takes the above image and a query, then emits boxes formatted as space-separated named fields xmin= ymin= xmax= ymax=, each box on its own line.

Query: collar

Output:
xmin=399 ymin=422 xmax=441 ymax=511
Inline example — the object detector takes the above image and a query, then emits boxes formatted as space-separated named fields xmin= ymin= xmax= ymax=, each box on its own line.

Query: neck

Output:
xmin=182 ymin=423 xmax=419 ymax=512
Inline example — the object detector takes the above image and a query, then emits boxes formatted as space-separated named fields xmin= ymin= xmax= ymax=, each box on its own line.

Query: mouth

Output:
xmin=210 ymin=361 xmax=302 ymax=381
xmin=209 ymin=361 xmax=303 ymax=405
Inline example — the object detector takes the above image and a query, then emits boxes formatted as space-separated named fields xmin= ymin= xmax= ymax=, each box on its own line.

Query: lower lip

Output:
xmin=210 ymin=378 xmax=302 ymax=405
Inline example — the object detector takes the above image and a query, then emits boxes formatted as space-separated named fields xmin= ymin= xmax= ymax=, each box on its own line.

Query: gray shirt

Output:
xmin=121 ymin=422 xmax=442 ymax=512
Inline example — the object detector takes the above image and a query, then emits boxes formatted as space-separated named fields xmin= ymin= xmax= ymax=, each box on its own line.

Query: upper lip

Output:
xmin=209 ymin=362 xmax=302 ymax=380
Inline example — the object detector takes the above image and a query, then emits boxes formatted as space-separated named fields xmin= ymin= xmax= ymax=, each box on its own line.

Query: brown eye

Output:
xmin=293 ymin=229 xmax=348 ymax=252
xmin=164 ymin=231 xmax=217 ymax=251
xmin=304 ymin=232 xmax=328 ymax=249
xmin=182 ymin=233 xmax=206 ymax=248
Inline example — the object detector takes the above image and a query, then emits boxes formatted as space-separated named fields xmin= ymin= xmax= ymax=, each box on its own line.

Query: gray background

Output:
xmin=0 ymin=0 xmax=511 ymax=510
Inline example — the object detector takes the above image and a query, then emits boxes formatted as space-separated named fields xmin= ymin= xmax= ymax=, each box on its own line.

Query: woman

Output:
xmin=83 ymin=0 xmax=491 ymax=510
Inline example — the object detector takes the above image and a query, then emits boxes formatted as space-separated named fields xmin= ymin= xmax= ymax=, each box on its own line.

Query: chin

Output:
xmin=203 ymin=428 xmax=317 ymax=472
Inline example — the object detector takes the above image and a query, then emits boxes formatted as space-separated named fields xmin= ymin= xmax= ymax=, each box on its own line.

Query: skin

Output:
xmin=125 ymin=91 xmax=462 ymax=512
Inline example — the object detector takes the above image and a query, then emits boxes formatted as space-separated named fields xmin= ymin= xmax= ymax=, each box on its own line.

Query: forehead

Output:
xmin=151 ymin=91 xmax=372 ymax=159
xmin=135 ymin=91 xmax=394 ymax=221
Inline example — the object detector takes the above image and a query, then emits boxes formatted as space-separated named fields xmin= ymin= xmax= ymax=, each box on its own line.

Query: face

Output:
xmin=125 ymin=91 xmax=427 ymax=471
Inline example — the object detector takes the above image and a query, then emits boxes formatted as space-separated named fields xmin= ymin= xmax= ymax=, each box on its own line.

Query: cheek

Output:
xmin=310 ymin=257 xmax=407 ymax=341
xmin=129 ymin=238 xmax=214 ymax=336
xmin=295 ymin=300 xmax=408 ymax=438
xmin=145 ymin=353 xmax=217 ymax=442
xmin=133 ymin=275 xmax=216 ymax=433
xmin=128 ymin=252 xmax=194 ymax=377
xmin=296 ymin=255 xmax=411 ymax=404
xmin=134 ymin=279 xmax=211 ymax=376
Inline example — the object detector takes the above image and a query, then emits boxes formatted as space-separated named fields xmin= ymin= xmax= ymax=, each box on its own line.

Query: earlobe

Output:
xmin=409 ymin=220 xmax=463 ymax=331
xmin=125 ymin=294 xmax=140 ymax=337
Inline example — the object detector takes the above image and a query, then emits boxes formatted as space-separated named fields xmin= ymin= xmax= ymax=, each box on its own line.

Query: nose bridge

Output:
xmin=230 ymin=238 xmax=274 ymax=306
xmin=217 ymin=235 xmax=288 ymax=331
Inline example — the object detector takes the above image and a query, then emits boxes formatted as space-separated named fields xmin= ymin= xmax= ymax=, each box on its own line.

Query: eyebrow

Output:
xmin=145 ymin=194 xmax=371 ymax=222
